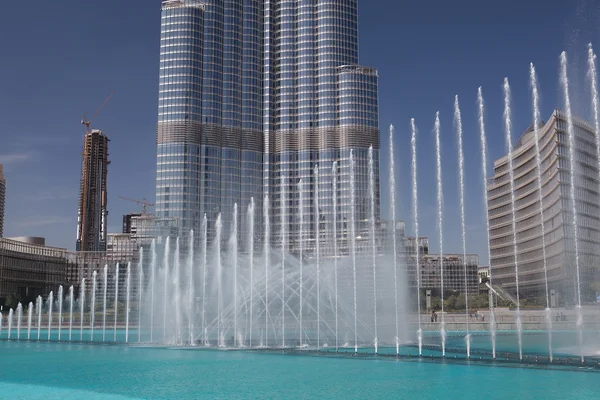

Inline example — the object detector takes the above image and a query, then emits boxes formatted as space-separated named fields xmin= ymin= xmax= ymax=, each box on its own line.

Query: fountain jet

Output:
xmin=410 ymin=120 xmax=422 ymax=356
xmin=560 ymin=52 xmax=584 ymax=364
xmin=503 ymin=78 xmax=523 ymax=361
xmin=434 ymin=112 xmax=446 ymax=357
xmin=530 ymin=63 xmax=553 ymax=362
xmin=454 ymin=96 xmax=471 ymax=358
xmin=478 ymin=87 xmax=496 ymax=359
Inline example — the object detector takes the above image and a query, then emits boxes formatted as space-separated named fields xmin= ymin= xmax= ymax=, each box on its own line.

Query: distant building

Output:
xmin=488 ymin=110 xmax=600 ymax=304
xmin=403 ymin=236 xmax=479 ymax=294
xmin=0 ymin=237 xmax=68 ymax=306
xmin=107 ymin=233 xmax=138 ymax=264
xmin=122 ymin=213 xmax=142 ymax=234
xmin=76 ymin=129 xmax=109 ymax=252
xmin=405 ymin=236 xmax=429 ymax=256
xmin=418 ymin=254 xmax=480 ymax=295
xmin=0 ymin=164 xmax=4 ymax=238
xmin=478 ymin=266 xmax=490 ymax=283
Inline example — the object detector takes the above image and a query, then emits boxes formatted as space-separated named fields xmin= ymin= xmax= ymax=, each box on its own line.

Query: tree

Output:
xmin=4 ymin=294 xmax=19 ymax=309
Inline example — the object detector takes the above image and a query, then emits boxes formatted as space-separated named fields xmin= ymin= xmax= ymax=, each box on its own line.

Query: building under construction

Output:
xmin=76 ymin=129 xmax=109 ymax=252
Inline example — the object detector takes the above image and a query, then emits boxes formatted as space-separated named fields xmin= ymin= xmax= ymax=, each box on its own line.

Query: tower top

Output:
xmin=161 ymin=0 xmax=205 ymax=10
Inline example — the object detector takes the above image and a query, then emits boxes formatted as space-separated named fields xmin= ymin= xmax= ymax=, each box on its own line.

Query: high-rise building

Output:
xmin=0 ymin=163 xmax=4 ymax=238
xmin=155 ymin=0 xmax=380 ymax=249
xmin=76 ymin=129 xmax=109 ymax=252
xmin=487 ymin=110 xmax=600 ymax=305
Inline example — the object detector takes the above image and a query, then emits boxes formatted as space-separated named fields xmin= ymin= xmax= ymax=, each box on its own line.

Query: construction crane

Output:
xmin=81 ymin=92 xmax=115 ymax=134
xmin=118 ymin=196 xmax=155 ymax=216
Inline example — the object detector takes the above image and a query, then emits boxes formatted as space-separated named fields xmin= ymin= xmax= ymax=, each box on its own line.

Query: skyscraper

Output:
xmin=156 ymin=0 xmax=380 ymax=248
xmin=76 ymin=129 xmax=109 ymax=252
xmin=0 ymin=163 xmax=5 ymax=238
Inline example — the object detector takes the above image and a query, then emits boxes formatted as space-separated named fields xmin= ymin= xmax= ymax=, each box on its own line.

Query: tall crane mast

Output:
xmin=81 ymin=92 xmax=115 ymax=134
xmin=118 ymin=196 xmax=155 ymax=216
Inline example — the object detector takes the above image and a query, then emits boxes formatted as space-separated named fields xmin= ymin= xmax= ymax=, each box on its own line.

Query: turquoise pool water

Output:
xmin=0 ymin=341 xmax=598 ymax=399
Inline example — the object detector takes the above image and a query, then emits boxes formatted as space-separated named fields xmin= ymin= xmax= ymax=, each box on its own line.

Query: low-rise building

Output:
xmin=418 ymin=254 xmax=480 ymax=294
xmin=0 ymin=237 xmax=68 ymax=306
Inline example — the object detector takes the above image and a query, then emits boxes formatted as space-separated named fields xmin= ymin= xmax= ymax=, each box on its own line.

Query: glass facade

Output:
xmin=156 ymin=0 xmax=379 ymax=251
xmin=157 ymin=0 xmax=264 ymax=243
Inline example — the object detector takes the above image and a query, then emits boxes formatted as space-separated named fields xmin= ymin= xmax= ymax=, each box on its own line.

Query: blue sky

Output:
xmin=0 ymin=0 xmax=598 ymax=263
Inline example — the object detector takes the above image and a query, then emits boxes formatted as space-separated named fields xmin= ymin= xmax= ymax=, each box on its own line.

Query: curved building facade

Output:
xmin=488 ymin=109 xmax=600 ymax=304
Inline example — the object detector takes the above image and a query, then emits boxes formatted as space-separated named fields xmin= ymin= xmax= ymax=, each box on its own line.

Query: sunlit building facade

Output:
xmin=0 ymin=237 xmax=68 ymax=306
xmin=488 ymin=110 xmax=600 ymax=305
xmin=155 ymin=0 xmax=380 ymax=250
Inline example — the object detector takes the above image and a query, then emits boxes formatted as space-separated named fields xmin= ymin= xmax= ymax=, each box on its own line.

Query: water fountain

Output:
xmin=103 ymin=265 xmax=108 ymax=342
xmin=187 ymin=231 xmax=194 ymax=346
xmin=263 ymin=195 xmax=269 ymax=349
xmin=80 ymin=279 xmax=85 ymax=341
xmin=174 ymin=239 xmax=181 ymax=344
xmin=216 ymin=214 xmax=224 ymax=348
xmin=248 ymin=200 xmax=254 ymax=348
xmin=114 ymin=263 xmax=120 ymax=343
xmin=503 ymin=78 xmax=523 ymax=361
xmin=529 ymin=63 xmax=553 ymax=362
xmin=57 ymin=286 xmax=63 ymax=341
xmin=4 ymin=49 xmax=599 ymax=372
xmin=91 ymin=271 xmax=97 ymax=342
xmin=280 ymin=168 xmax=287 ymax=349
xmin=69 ymin=286 xmax=74 ymax=341
xmin=454 ymin=96 xmax=471 ymax=358
xmin=369 ymin=146 xmax=378 ymax=354
xmin=47 ymin=291 xmax=53 ymax=341
xmin=350 ymin=150 xmax=358 ymax=353
xmin=560 ymin=52 xmax=585 ymax=363
xmin=126 ymin=263 xmax=131 ymax=343
xmin=16 ymin=303 xmax=22 ymax=340
xmin=315 ymin=166 xmax=321 ymax=351
xmin=410 ymin=120 xmax=422 ymax=356
xmin=332 ymin=162 xmax=339 ymax=353
xmin=232 ymin=204 xmax=239 ymax=347
xmin=36 ymin=295 xmax=42 ymax=341
xmin=434 ymin=112 xmax=446 ymax=357
xmin=27 ymin=302 xmax=33 ymax=340
xmin=299 ymin=179 xmax=304 ymax=348
xmin=150 ymin=240 xmax=156 ymax=343
xmin=7 ymin=308 xmax=13 ymax=340
xmin=202 ymin=214 xmax=208 ymax=347
xmin=477 ymin=87 xmax=497 ymax=359
xmin=139 ymin=248 xmax=144 ymax=344
xmin=162 ymin=237 xmax=170 ymax=341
